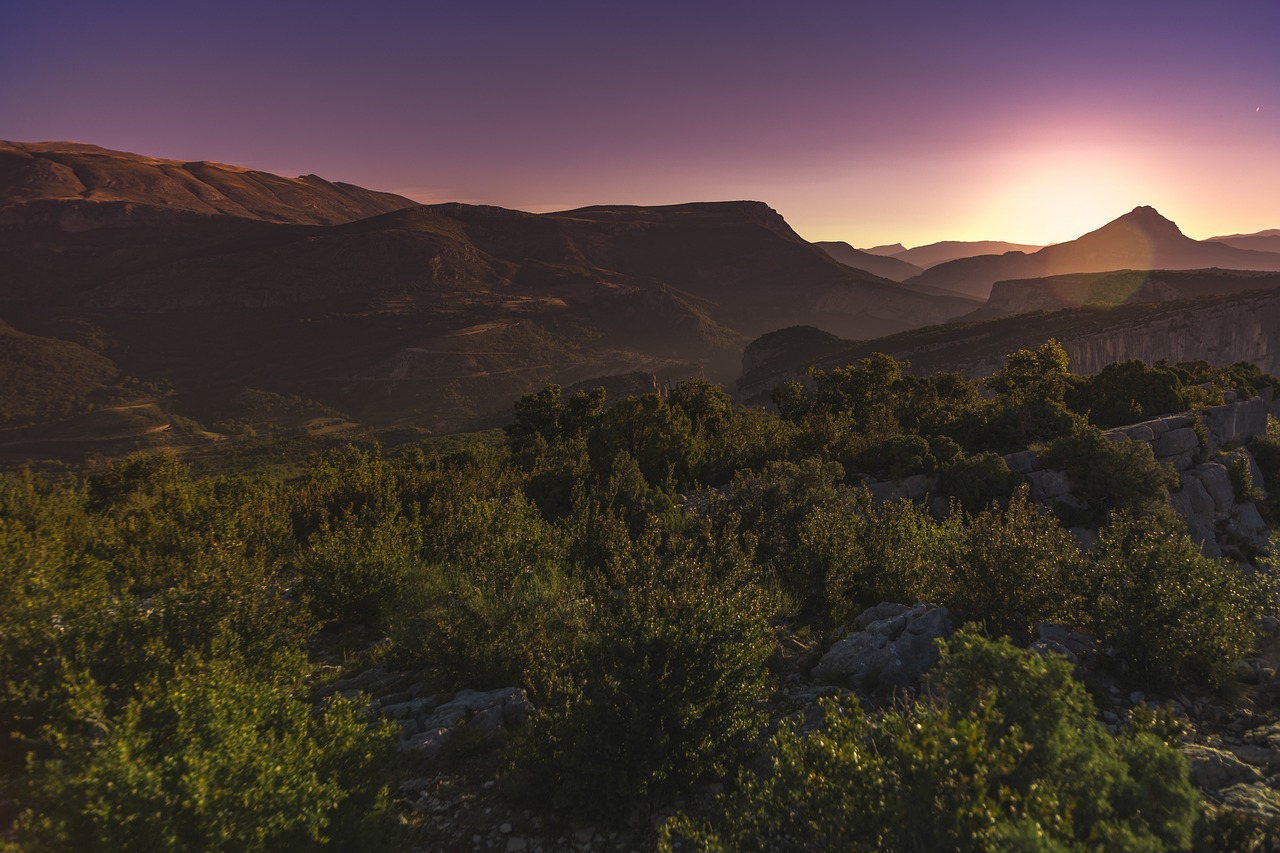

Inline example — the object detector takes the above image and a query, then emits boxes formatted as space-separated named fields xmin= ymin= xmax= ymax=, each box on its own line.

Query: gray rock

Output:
xmin=398 ymin=687 xmax=533 ymax=758
xmin=1183 ymin=744 xmax=1263 ymax=791
xmin=1218 ymin=782 xmax=1280 ymax=823
xmin=1202 ymin=397 xmax=1268 ymax=451
xmin=868 ymin=480 xmax=909 ymax=503
xmin=1003 ymin=450 xmax=1038 ymax=474
xmin=1227 ymin=502 xmax=1269 ymax=550
xmin=1155 ymin=427 xmax=1201 ymax=458
xmin=1124 ymin=425 xmax=1156 ymax=442
xmin=1228 ymin=745 xmax=1280 ymax=773
xmin=854 ymin=602 xmax=910 ymax=631
xmin=1172 ymin=474 xmax=1216 ymax=520
xmin=1031 ymin=623 xmax=1095 ymax=663
xmin=1187 ymin=463 xmax=1235 ymax=518
xmin=902 ymin=474 xmax=933 ymax=500
xmin=1028 ymin=469 xmax=1072 ymax=502
xmin=1102 ymin=429 xmax=1130 ymax=443
xmin=814 ymin=603 xmax=953 ymax=689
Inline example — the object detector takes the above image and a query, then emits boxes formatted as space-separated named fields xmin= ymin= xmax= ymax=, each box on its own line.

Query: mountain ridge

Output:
xmin=905 ymin=207 xmax=1280 ymax=299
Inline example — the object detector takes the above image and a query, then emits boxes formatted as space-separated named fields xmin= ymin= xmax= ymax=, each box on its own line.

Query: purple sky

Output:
xmin=3 ymin=0 xmax=1278 ymax=246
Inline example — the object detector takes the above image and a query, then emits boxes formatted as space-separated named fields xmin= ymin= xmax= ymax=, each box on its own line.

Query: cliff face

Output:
xmin=1062 ymin=292 xmax=1280 ymax=375
xmin=738 ymin=290 xmax=1280 ymax=402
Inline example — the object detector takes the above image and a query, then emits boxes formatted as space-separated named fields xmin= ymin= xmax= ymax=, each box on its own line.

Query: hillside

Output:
xmin=972 ymin=268 xmax=1280 ymax=319
xmin=906 ymin=207 xmax=1280 ymax=299
xmin=0 ymin=140 xmax=418 ymax=227
xmin=0 ymin=143 xmax=980 ymax=462
xmin=740 ymin=287 xmax=1280 ymax=402
xmin=813 ymin=240 xmax=923 ymax=280
xmin=1210 ymin=229 xmax=1280 ymax=254
xmin=875 ymin=239 xmax=1043 ymax=269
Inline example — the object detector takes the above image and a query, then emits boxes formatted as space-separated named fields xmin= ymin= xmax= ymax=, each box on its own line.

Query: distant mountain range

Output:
xmin=739 ymin=285 xmax=1280 ymax=404
xmin=1209 ymin=229 xmax=1280 ymax=255
xmin=862 ymin=240 xmax=1045 ymax=269
xmin=811 ymin=241 xmax=923 ymax=281
xmin=902 ymin=207 xmax=1280 ymax=300
xmin=0 ymin=141 xmax=978 ymax=453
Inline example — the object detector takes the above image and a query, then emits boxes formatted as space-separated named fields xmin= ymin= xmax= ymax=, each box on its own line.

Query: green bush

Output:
xmin=1251 ymin=434 xmax=1280 ymax=503
xmin=948 ymin=487 xmax=1084 ymax=638
xmin=16 ymin=652 xmax=398 ymax=852
xmin=528 ymin=555 xmax=773 ymax=823
xmin=297 ymin=509 xmax=419 ymax=626
xmin=386 ymin=495 xmax=588 ymax=700
xmin=937 ymin=450 xmax=1020 ymax=514
xmin=662 ymin=631 xmax=1199 ymax=852
xmin=1040 ymin=427 xmax=1180 ymax=526
xmin=1084 ymin=511 xmax=1265 ymax=690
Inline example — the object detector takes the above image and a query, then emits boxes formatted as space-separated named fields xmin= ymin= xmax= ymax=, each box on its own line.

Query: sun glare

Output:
xmin=977 ymin=154 xmax=1145 ymax=244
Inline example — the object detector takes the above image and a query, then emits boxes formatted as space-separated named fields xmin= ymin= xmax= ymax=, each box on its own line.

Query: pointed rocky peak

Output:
xmin=1090 ymin=206 xmax=1187 ymax=241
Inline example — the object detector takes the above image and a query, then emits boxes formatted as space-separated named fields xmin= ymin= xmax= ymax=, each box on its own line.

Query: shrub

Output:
xmin=16 ymin=652 xmax=398 ymax=852
xmin=948 ymin=488 xmax=1084 ymax=638
xmin=386 ymin=495 xmax=588 ymax=700
xmin=1251 ymin=434 xmax=1280 ymax=503
xmin=296 ymin=510 xmax=419 ymax=626
xmin=1040 ymin=426 xmax=1180 ymax=526
xmin=937 ymin=450 xmax=1019 ymax=514
xmin=1083 ymin=511 xmax=1265 ymax=690
xmin=528 ymin=554 xmax=773 ymax=823
xmin=662 ymin=631 xmax=1199 ymax=852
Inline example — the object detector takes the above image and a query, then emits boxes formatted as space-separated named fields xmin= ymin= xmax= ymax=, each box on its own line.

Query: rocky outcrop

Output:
xmin=849 ymin=393 xmax=1276 ymax=559
xmin=318 ymin=668 xmax=533 ymax=762
xmin=813 ymin=602 xmax=954 ymax=690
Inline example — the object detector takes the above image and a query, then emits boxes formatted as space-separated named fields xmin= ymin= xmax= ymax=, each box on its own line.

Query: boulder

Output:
xmin=1187 ymin=463 xmax=1236 ymax=518
xmin=1003 ymin=450 xmax=1038 ymax=474
xmin=1028 ymin=469 xmax=1071 ymax=502
xmin=400 ymin=687 xmax=533 ymax=758
xmin=1201 ymin=397 xmax=1268 ymax=451
xmin=868 ymin=480 xmax=909 ymax=503
xmin=1124 ymin=424 xmax=1156 ymax=442
xmin=1155 ymin=427 xmax=1201 ymax=459
xmin=1183 ymin=744 xmax=1264 ymax=792
xmin=1218 ymin=783 xmax=1280 ymax=823
xmin=1028 ymin=623 xmax=1095 ymax=665
xmin=902 ymin=474 xmax=933 ymax=500
xmin=1227 ymin=502 xmax=1269 ymax=550
xmin=814 ymin=603 xmax=953 ymax=690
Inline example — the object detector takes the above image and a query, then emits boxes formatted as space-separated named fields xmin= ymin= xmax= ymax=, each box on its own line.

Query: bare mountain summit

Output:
xmin=906 ymin=207 xmax=1280 ymax=299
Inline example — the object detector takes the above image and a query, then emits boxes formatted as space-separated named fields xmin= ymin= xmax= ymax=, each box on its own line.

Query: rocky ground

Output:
xmin=315 ymin=595 xmax=1280 ymax=851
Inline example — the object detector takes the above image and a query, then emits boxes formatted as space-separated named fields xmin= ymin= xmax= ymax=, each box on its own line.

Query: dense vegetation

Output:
xmin=2 ymin=342 xmax=1277 ymax=849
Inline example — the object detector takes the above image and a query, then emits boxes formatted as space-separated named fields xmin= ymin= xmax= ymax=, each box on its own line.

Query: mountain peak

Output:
xmin=1109 ymin=205 xmax=1183 ymax=235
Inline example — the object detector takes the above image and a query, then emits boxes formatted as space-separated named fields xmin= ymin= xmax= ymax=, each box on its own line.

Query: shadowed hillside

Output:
xmin=0 ymin=143 xmax=980 ymax=462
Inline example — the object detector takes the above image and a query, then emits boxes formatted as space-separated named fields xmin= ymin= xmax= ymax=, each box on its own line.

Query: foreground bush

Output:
xmin=527 ymin=554 xmax=774 ymax=823
xmin=662 ymin=630 xmax=1199 ymax=852
xmin=1083 ymin=511 xmax=1265 ymax=690
xmin=17 ymin=653 xmax=398 ymax=852
xmin=386 ymin=494 xmax=588 ymax=700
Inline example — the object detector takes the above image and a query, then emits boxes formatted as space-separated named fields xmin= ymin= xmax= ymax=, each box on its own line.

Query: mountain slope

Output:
xmin=972 ymin=268 xmax=1280 ymax=320
xmin=814 ymin=241 xmax=923 ymax=281
xmin=887 ymin=240 xmax=1043 ymax=269
xmin=0 ymin=143 xmax=981 ymax=446
xmin=0 ymin=140 xmax=418 ymax=227
xmin=1209 ymin=229 xmax=1280 ymax=254
xmin=739 ymin=288 xmax=1280 ymax=403
xmin=907 ymin=207 xmax=1280 ymax=299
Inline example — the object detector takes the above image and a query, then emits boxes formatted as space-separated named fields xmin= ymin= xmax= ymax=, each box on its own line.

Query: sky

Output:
xmin=2 ymin=0 xmax=1278 ymax=247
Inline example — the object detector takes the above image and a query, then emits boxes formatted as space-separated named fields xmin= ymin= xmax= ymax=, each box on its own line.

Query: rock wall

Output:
xmin=860 ymin=392 xmax=1278 ymax=559
xmin=1064 ymin=293 xmax=1280 ymax=376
